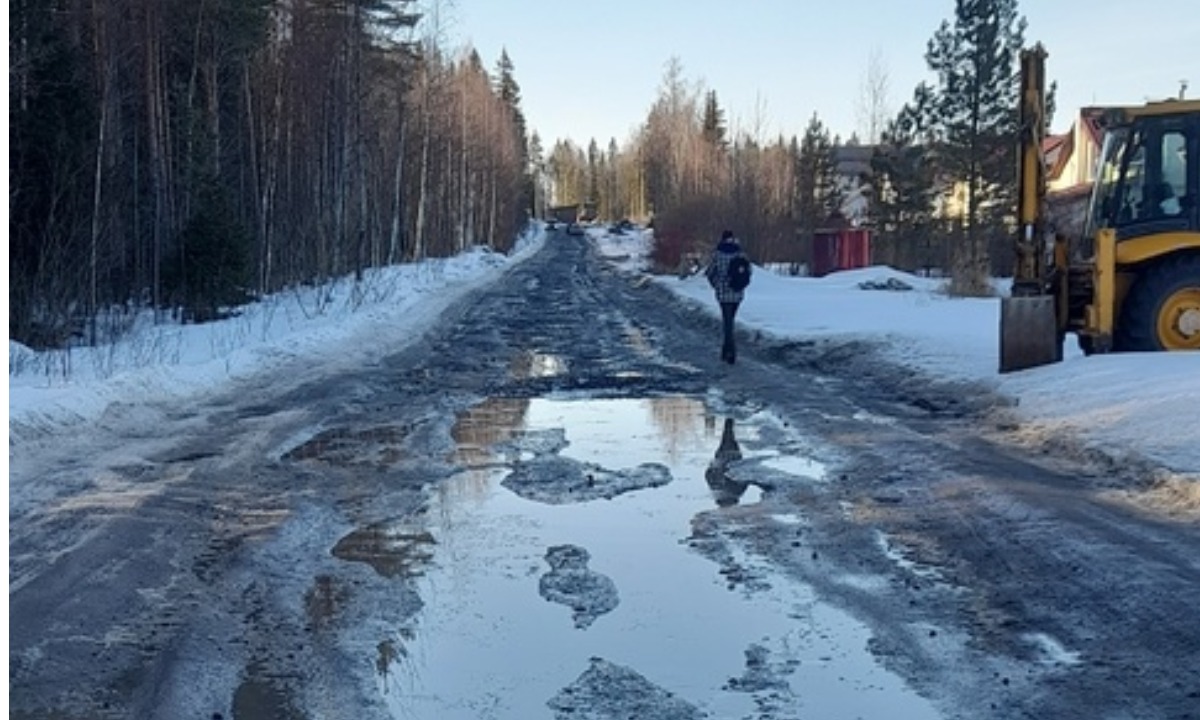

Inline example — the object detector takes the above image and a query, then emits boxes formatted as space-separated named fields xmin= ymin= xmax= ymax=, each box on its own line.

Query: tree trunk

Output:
xmin=90 ymin=0 xmax=110 ymax=345
xmin=414 ymin=67 xmax=431 ymax=261
xmin=144 ymin=2 xmax=169 ymax=314
xmin=388 ymin=113 xmax=407 ymax=264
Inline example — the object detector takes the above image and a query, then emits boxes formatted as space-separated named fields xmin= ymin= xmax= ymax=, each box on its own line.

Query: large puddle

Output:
xmin=378 ymin=395 xmax=940 ymax=719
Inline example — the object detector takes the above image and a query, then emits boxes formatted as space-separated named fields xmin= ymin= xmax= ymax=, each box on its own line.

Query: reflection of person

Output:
xmin=705 ymin=418 xmax=748 ymax=507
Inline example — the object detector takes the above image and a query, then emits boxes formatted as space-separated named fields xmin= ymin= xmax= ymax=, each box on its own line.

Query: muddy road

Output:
xmin=10 ymin=232 xmax=1200 ymax=719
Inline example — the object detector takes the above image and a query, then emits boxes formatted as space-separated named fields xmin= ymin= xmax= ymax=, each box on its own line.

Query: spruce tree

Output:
xmin=495 ymin=49 xmax=528 ymax=162
xmin=794 ymin=113 xmax=840 ymax=242
xmin=701 ymin=90 xmax=728 ymax=149
xmin=924 ymin=0 xmax=1026 ymax=290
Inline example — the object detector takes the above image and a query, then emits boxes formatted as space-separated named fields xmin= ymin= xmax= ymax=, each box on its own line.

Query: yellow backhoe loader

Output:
xmin=1000 ymin=46 xmax=1200 ymax=372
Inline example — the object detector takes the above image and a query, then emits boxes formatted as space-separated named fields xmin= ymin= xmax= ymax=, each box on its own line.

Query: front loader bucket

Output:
xmin=999 ymin=296 xmax=1061 ymax=373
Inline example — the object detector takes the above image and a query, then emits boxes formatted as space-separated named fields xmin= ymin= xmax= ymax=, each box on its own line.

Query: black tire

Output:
xmin=1114 ymin=254 xmax=1200 ymax=351
xmin=1076 ymin=333 xmax=1095 ymax=355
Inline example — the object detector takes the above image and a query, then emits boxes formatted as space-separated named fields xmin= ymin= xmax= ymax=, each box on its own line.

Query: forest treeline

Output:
xmin=11 ymin=0 xmax=1034 ymax=350
xmin=540 ymin=0 xmax=1037 ymax=294
xmin=11 ymin=0 xmax=531 ymax=348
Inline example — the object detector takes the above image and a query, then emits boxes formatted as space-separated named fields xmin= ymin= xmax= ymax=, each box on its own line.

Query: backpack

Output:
xmin=727 ymin=255 xmax=752 ymax=291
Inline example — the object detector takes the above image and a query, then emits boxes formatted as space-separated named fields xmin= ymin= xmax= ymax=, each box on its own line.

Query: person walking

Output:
xmin=704 ymin=230 xmax=752 ymax=364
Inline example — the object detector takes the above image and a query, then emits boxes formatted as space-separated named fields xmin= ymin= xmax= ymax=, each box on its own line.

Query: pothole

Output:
xmin=380 ymin=395 xmax=938 ymax=719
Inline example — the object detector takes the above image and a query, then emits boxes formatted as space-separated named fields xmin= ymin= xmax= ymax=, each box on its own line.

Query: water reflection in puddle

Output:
xmin=451 ymin=397 xmax=530 ymax=468
xmin=761 ymin=453 xmax=826 ymax=481
xmin=383 ymin=396 xmax=938 ymax=719
xmin=283 ymin=424 xmax=410 ymax=466
xmin=331 ymin=521 xmax=435 ymax=579
xmin=511 ymin=350 xmax=569 ymax=379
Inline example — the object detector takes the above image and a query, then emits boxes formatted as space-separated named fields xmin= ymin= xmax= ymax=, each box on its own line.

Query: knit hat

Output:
xmin=721 ymin=230 xmax=734 ymax=240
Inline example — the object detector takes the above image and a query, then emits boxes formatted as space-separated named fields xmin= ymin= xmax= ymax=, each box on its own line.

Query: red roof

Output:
xmin=1042 ymin=133 xmax=1068 ymax=154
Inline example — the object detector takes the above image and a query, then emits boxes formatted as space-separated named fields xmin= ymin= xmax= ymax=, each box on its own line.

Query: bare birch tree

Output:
xmin=855 ymin=46 xmax=892 ymax=145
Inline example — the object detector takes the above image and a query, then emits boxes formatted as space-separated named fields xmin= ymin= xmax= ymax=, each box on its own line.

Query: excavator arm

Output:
xmin=999 ymin=44 xmax=1064 ymax=372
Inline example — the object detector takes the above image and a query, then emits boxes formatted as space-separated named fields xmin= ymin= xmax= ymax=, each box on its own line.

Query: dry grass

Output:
xmin=1113 ymin=474 xmax=1200 ymax=520
xmin=944 ymin=260 xmax=996 ymax=298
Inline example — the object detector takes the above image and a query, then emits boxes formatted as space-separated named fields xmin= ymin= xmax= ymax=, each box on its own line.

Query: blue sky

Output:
xmin=449 ymin=0 xmax=1198 ymax=148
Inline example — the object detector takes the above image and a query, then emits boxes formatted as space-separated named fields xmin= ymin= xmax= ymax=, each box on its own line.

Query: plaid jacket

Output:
xmin=705 ymin=239 xmax=750 ymax=304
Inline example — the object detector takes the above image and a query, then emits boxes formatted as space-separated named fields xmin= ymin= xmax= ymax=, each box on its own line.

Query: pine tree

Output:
xmin=495 ymin=48 xmax=527 ymax=161
xmin=587 ymin=139 xmax=601 ymax=214
xmin=529 ymin=131 xmax=547 ymax=217
xmin=701 ymin=90 xmax=727 ymax=149
xmin=865 ymin=84 xmax=941 ymax=272
xmin=794 ymin=113 xmax=839 ymax=242
xmin=923 ymin=0 xmax=1026 ymax=289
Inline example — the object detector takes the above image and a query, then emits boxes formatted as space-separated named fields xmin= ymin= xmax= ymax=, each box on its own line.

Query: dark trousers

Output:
xmin=720 ymin=301 xmax=740 ymax=361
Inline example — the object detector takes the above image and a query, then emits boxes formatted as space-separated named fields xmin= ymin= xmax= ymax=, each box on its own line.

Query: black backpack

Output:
xmin=727 ymin=255 xmax=752 ymax=291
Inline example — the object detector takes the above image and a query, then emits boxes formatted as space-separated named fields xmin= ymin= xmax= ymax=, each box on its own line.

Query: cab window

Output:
xmin=1112 ymin=119 xmax=1192 ymax=229
xmin=1159 ymin=131 xmax=1188 ymax=216
xmin=1117 ymin=135 xmax=1146 ymax=223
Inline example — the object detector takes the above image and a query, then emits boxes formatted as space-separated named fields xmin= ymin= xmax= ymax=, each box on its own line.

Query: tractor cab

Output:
xmin=1072 ymin=103 xmax=1200 ymax=353
xmin=1086 ymin=106 xmax=1199 ymax=244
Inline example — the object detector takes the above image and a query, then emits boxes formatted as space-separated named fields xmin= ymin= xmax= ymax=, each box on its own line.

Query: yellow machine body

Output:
xmin=1000 ymin=48 xmax=1200 ymax=371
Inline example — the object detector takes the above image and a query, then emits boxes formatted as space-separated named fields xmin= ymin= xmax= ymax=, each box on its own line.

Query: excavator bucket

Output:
xmin=999 ymin=296 xmax=1061 ymax=372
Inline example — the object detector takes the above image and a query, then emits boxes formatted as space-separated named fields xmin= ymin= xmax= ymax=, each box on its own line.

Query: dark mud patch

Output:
xmin=502 ymin=453 xmax=672 ymax=504
xmin=538 ymin=544 xmax=619 ymax=629
xmin=549 ymin=657 xmax=705 ymax=720
xmin=723 ymin=643 xmax=801 ymax=718
xmin=304 ymin=574 xmax=351 ymax=632
xmin=724 ymin=643 xmax=794 ymax=692
xmin=232 ymin=660 xmax=304 ymax=720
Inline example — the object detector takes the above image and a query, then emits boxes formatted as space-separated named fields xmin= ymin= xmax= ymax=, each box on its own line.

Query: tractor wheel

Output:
xmin=1076 ymin=333 xmax=1096 ymax=355
xmin=1114 ymin=254 xmax=1200 ymax=351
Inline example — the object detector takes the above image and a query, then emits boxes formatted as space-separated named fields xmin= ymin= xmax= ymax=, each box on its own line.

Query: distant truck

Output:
xmin=547 ymin=203 xmax=597 ymax=225
xmin=547 ymin=205 xmax=580 ymax=225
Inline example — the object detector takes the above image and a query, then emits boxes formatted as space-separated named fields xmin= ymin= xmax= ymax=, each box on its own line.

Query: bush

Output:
xmin=649 ymin=196 xmax=729 ymax=273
